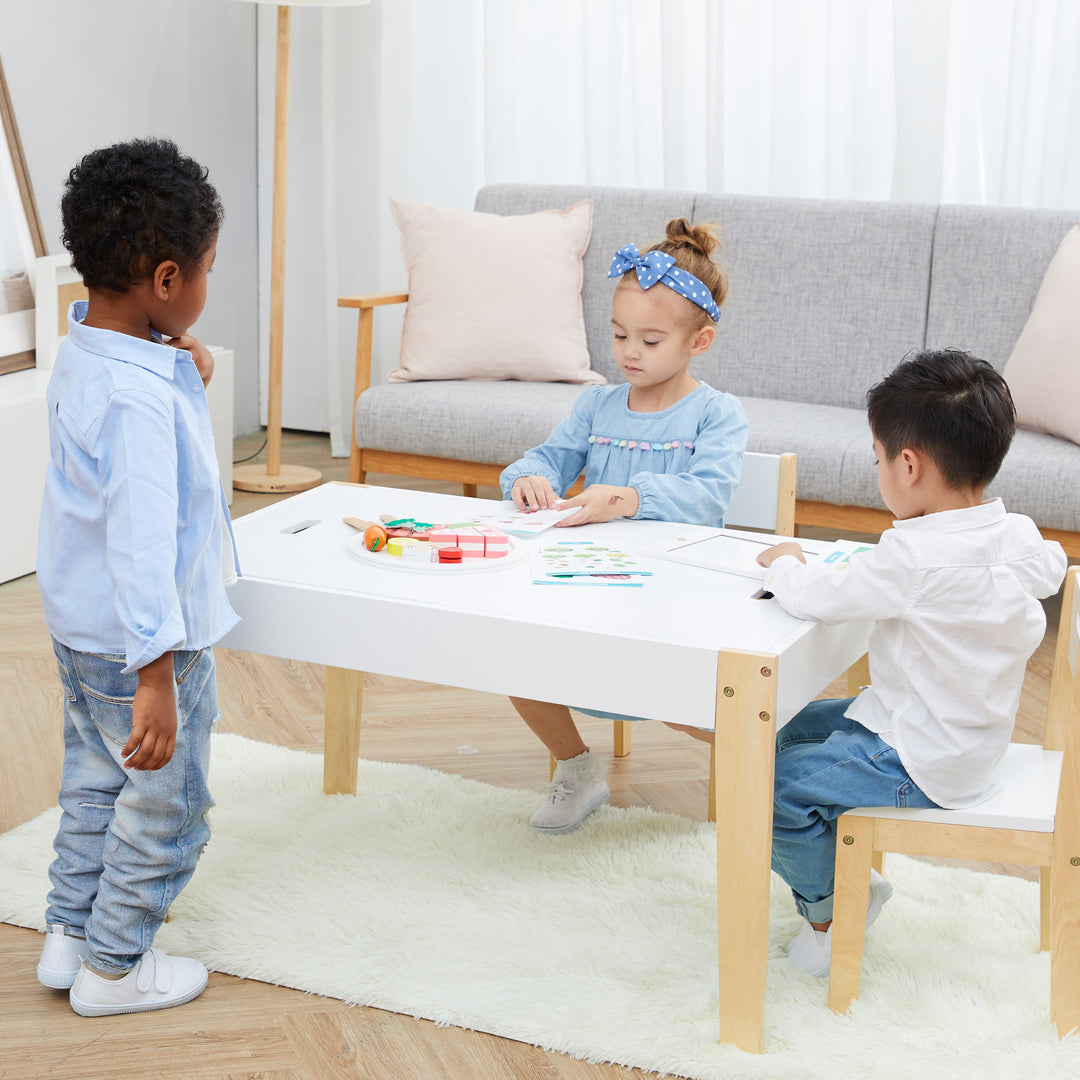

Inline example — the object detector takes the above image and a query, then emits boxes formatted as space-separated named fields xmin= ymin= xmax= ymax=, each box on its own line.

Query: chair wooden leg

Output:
xmin=1050 ymin=852 xmax=1080 ymax=1034
xmin=549 ymin=752 xmax=557 ymax=782
xmin=1041 ymin=865 xmax=1052 ymax=952
xmin=828 ymin=814 xmax=875 ymax=1014
xmin=872 ymin=851 xmax=884 ymax=875
xmin=708 ymin=746 xmax=717 ymax=822
xmin=613 ymin=719 xmax=631 ymax=758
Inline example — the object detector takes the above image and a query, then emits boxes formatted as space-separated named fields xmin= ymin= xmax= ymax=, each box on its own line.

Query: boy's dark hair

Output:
xmin=866 ymin=349 xmax=1016 ymax=489
xmin=61 ymin=138 xmax=223 ymax=292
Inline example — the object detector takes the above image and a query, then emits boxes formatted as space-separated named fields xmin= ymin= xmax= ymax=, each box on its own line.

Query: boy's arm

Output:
xmin=763 ymin=533 xmax=916 ymax=625
xmin=122 ymin=651 xmax=177 ymax=771
xmin=499 ymin=389 xmax=596 ymax=501
xmin=92 ymin=389 xmax=187 ymax=674
xmin=628 ymin=395 xmax=748 ymax=525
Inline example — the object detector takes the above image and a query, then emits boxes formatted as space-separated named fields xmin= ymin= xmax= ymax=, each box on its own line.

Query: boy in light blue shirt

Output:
xmin=35 ymin=138 xmax=237 ymax=1017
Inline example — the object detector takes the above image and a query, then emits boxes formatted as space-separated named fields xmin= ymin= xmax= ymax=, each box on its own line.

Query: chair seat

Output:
xmin=845 ymin=743 xmax=1063 ymax=833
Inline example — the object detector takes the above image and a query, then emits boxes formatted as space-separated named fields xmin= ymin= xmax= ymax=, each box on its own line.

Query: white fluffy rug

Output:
xmin=3 ymin=733 xmax=1078 ymax=1080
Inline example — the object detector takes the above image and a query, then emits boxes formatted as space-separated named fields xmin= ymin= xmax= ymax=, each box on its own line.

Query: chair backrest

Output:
xmin=1046 ymin=567 xmax=1080 ymax=753
xmin=724 ymin=451 xmax=796 ymax=537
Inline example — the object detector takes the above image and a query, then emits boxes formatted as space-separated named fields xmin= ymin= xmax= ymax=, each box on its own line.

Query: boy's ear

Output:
xmin=689 ymin=324 xmax=715 ymax=356
xmin=153 ymin=260 xmax=181 ymax=300
xmin=899 ymin=446 xmax=928 ymax=484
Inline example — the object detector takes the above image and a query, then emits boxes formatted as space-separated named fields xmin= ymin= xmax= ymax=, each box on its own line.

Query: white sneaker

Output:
xmin=69 ymin=948 xmax=208 ymax=1017
xmin=37 ymin=923 xmax=90 ymax=989
xmin=528 ymin=750 xmax=610 ymax=835
xmin=788 ymin=869 xmax=894 ymax=978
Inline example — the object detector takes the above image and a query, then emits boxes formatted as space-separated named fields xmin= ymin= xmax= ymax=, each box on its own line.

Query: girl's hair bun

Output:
xmin=664 ymin=217 xmax=722 ymax=260
xmin=642 ymin=216 xmax=728 ymax=322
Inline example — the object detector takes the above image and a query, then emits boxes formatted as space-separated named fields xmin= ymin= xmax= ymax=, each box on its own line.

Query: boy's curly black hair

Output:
xmin=61 ymin=137 xmax=223 ymax=292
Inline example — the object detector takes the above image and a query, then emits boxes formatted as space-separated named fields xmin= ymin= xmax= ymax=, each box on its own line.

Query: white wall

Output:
xmin=0 ymin=0 xmax=260 ymax=434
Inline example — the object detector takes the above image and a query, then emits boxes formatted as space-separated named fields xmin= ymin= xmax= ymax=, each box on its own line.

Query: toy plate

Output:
xmin=346 ymin=533 xmax=526 ymax=574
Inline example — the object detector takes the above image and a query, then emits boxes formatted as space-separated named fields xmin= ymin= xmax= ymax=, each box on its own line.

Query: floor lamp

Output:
xmin=232 ymin=0 xmax=369 ymax=493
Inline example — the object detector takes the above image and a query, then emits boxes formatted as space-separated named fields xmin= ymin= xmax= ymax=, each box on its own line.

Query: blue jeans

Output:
xmin=771 ymin=698 xmax=938 ymax=924
xmin=45 ymin=640 xmax=218 ymax=974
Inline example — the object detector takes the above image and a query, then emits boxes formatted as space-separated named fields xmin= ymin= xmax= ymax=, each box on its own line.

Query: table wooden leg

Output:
xmin=613 ymin=719 xmax=631 ymax=758
xmin=713 ymin=649 xmax=778 ymax=1054
xmin=323 ymin=665 xmax=364 ymax=795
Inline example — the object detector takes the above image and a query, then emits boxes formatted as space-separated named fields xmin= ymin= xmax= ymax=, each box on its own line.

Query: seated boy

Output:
xmin=755 ymin=349 xmax=1067 ymax=977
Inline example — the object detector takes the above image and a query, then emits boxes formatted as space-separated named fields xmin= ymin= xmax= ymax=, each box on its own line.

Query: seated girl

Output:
xmin=499 ymin=218 xmax=748 ymax=834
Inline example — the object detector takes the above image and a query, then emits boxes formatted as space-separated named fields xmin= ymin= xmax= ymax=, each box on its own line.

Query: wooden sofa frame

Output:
xmin=340 ymin=291 xmax=1080 ymax=556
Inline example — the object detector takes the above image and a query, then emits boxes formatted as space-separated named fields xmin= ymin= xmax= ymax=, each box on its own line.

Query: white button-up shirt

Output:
xmin=764 ymin=499 xmax=1066 ymax=808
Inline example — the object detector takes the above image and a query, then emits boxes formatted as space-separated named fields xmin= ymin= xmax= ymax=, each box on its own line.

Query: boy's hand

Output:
xmin=512 ymin=475 xmax=559 ymax=511
xmin=122 ymin=653 xmax=177 ymax=771
xmin=756 ymin=541 xmax=806 ymax=568
xmin=556 ymin=484 xmax=639 ymax=527
xmin=169 ymin=334 xmax=214 ymax=388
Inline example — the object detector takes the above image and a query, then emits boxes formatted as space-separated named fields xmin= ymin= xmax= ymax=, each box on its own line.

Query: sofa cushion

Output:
xmin=925 ymin=205 xmax=1080 ymax=372
xmin=1002 ymin=224 xmax=1080 ymax=446
xmin=355 ymin=381 xmax=590 ymax=465
xmin=689 ymin=195 xmax=937 ymax=410
xmin=388 ymin=197 xmax=602 ymax=385
xmin=739 ymin=396 xmax=871 ymax=507
xmin=475 ymin=185 xmax=699 ymax=383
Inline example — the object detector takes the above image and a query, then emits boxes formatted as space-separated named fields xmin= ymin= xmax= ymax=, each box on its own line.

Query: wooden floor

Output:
xmin=0 ymin=430 xmax=1066 ymax=1079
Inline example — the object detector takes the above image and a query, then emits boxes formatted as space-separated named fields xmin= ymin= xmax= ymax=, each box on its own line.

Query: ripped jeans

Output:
xmin=45 ymin=639 xmax=218 ymax=974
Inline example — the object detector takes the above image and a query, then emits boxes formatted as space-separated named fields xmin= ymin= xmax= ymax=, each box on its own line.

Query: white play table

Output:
xmin=219 ymin=482 xmax=871 ymax=1053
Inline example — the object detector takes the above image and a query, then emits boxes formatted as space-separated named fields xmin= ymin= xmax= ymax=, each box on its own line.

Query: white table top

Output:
xmin=222 ymin=484 xmax=871 ymax=729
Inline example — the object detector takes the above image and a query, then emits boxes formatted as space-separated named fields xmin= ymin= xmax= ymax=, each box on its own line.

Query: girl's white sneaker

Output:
xmin=69 ymin=948 xmax=208 ymax=1017
xmin=37 ymin=923 xmax=90 ymax=989
xmin=529 ymin=750 xmax=610 ymax=834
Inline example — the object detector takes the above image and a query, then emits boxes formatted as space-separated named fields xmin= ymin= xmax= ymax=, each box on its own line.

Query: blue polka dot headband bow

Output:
xmin=607 ymin=244 xmax=722 ymax=322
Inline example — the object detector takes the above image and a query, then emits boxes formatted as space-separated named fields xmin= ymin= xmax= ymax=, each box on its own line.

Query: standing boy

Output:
xmin=36 ymin=138 xmax=238 ymax=1015
xmin=756 ymin=349 xmax=1066 ymax=977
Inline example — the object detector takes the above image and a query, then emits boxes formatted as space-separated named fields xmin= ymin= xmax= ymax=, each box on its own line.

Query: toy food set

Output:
xmin=343 ymin=515 xmax=511 ymax=565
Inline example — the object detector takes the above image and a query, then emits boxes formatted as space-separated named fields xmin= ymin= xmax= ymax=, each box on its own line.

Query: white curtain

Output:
xmin=259 ymin=0 xmax=1080 ymax=454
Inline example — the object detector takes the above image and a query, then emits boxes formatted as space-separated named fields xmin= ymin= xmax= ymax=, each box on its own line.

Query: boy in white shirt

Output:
xmin=756 ymin=349 xmax=1066 ymax=978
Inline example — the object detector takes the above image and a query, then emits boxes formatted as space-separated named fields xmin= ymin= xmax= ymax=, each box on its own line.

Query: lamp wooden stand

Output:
xmin=233 ymin=0 xmax=367 ymax=491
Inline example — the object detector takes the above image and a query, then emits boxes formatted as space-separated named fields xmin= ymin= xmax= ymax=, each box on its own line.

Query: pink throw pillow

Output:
xmin=387 ymin=198 xmax=604 ymax=385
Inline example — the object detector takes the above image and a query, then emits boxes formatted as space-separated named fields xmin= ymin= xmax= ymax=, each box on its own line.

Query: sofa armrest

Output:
xmin=338 ymin=291 xmax=409 ymax=309
xmin=337 ymin=292 xmax=409 ymax=482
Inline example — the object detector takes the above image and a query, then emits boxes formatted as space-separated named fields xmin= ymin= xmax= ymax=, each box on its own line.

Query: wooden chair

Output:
xmin=828 ymin=566 xmax=1080 ymax=1036
xmin=605 ymin=451 xmax=798 ymax=821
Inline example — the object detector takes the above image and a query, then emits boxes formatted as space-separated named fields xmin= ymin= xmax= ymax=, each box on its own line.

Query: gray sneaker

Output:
xmin=528 ymin=750 xmax=610 ymax=835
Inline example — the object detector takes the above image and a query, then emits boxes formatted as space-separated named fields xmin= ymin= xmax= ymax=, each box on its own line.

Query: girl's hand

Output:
xmin=756 ymin=541 xmax=806 ymax=568
xmin=512 ymin=476 xmax=559 ymax=511
xmin=556 ymin=485 xmax=639 ymax=527
xmin=122 ymin=653 xmax=177 ymax=771
xmin=169 ymin=334 xmax=214 ymax=388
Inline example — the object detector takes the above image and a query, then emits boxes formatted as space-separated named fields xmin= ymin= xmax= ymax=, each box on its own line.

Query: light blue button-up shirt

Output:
xmin=38 ymin=302 xmax=240 ymax=673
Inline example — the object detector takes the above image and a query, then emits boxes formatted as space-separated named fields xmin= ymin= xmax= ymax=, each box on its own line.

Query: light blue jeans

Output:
xmin=771 ymin=697 xmax=938 ymax=924
xmin=45 ymin=639 xmax=218 ymax=974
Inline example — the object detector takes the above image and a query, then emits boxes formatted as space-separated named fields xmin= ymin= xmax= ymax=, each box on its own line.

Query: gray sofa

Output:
xmin=341 ymin=184 xmax=1080 ymax=555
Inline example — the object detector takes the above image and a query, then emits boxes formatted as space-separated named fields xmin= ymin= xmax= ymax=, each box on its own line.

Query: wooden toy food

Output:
xmin=363 ymin=524 xmax=388 ymax=551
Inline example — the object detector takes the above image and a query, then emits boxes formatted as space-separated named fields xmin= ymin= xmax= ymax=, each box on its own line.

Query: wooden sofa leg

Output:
xmin=828 ymin=814 xmax=875 ymax=1014
xmin=463 ymin=483 xmax=478 ymax=498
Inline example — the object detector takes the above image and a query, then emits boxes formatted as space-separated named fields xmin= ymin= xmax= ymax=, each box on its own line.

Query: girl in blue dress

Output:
xmin=499 ymin=218 xmax=748 ymax=834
